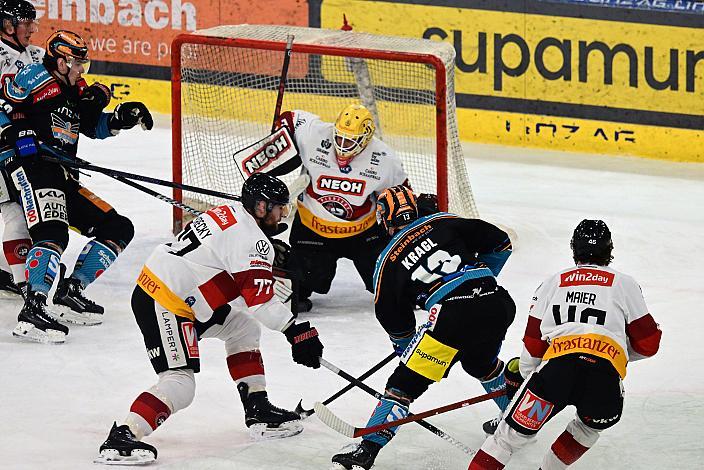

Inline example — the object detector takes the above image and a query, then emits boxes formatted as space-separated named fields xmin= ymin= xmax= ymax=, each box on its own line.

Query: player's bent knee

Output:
xmin=30 ymin=222 xmax=69 ymax=251
xmin=94 ymin=213 xmax=134 ymax=251
xmin=151 ymin=369 xmax=196 ymax=413
xmin=386 ymin=364 xmax=432 ymax=401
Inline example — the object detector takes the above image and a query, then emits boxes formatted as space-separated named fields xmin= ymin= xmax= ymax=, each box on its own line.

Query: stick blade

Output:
xmin=313 ymin=402 xmax=357 ymax=438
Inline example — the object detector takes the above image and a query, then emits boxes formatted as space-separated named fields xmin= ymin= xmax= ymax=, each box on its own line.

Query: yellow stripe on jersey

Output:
xmin=297 ymin=202 xmax=377 ymax=238
xmin=136 ymin=266 xmax=195 ymax=321
xmin=404 ymin=333 xmax=458 ymax=382
xmin=543 ymin=333 xmax=627 ymax=378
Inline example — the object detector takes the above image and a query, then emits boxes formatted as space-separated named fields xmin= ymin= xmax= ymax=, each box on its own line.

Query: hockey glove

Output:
xmin=390 ymin=332 xmax=414 ymax=357
xmin=504 ymin=357 xmax=523 ymax=402
xmin=81 ymin=82 xmax=112 ymax=110
xmin=284 ymin=321 xmax=323 ymax=369
xmin=417 ymin=193 xmax=439 ymax=216
xmin=109 ymin=102 xmax=154 ymax=132
xmin=7 ymin=128 xmax=39 ymax=158
xmin=270 ymin=239 xmax=290 ymax=268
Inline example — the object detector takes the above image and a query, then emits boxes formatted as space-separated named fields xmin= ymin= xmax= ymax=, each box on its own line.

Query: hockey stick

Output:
xmin=318 ymin=358 xmax=474 ymax=455
xmin=41 ymin=152 xmax=241 ymax=202
xmin=295 ymin=352 xmax=396 ymax=419
xmin=271 ymin=34 xmax=294 ymax=133
xmin=315 ymin=388 xmax=504 ymax=440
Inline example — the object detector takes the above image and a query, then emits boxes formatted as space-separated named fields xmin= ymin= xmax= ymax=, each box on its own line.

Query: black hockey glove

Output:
xmin=4 ymin=127 xmax=39 ymax=158
xmin=109 ymin=102 xmax=154 ymax=131
xmin=270 ymin=239 xmax=290 ymax=268
xmin=504 ymin=357 xmax=523 ymax=402
xmin=284 ymin=321 xmax=323 ymax=369
xmin=81 ymin=82 xmax=112 ymax=110
xmin=417 ymin=193 xmax=439 ymax=216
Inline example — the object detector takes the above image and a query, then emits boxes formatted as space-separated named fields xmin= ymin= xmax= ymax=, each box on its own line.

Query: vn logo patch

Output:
xmin=512 ymin=389 xmax=554 ymax=431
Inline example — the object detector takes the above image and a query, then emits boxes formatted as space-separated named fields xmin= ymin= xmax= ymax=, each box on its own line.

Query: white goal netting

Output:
xmin=173 ymin=24 xmax=478 ymax=230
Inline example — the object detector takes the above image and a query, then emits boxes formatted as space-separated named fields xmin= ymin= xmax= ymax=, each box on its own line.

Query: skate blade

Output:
xmin=249 ymin=421 xmax=303 ymax=440
xmin=12 ymin=322 xmax=66 ymax=344
xmin=94 ymin=449 xmax=156 ymax=465
xmin=47 ymin=304 xmax=103 ymax=326
xmin=330 ymin=463 xmax=371 ymax=470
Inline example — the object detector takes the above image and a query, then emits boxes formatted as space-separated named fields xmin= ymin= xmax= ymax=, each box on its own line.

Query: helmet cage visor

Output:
xmin=65 ymin=56 xmax=90 ymax=73
xmin=334 ymin=128 xmax=371 ymax=159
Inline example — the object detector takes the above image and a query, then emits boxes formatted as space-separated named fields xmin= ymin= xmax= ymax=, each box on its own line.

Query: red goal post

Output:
xmin=171 ymin=25 xmax=478 ymax=233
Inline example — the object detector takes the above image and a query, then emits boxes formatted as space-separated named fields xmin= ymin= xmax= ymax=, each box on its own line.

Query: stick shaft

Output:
xmin=271 ymin=35 xmax=294 ymax=133
xmin=319 ymin=358 xmax=473 ymax=454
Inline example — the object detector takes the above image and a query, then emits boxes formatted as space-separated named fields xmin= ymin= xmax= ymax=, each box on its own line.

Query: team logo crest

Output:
xmin=51 ymin=113 xmax=79 ymax=145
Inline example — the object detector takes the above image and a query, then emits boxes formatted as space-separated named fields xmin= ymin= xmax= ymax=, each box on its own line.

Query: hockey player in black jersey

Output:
xmin=0 ymin=30 xmax=153 ymax=343
xmin=331 ymin=185 xmax=517 ymax=470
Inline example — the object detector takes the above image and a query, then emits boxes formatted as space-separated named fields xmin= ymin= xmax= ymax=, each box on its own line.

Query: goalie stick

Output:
xmin=318 ymin=358 xmax=474 ymax=455
xmin=271 ymin=34 xmax=294 ymax=133
xmin=315 ymin=387 xmax=504 ymax=440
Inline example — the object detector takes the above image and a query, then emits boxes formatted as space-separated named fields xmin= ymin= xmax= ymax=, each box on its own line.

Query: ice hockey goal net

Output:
xmin=172 ymin=24 xmax=478 ymax=233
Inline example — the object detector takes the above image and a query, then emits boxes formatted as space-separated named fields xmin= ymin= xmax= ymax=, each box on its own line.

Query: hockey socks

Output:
xmin=128 ymin=392 xmax=172 ymax=438
xmin=227 ymin=351 xmax=266 ymax=393
xmin=72 ymin=240 xmax=117 ymax=287
xmin=480 ymin=360 xmax=510 ymax=411
xmin=362 ymin=393 xmax=410 ymax=447
xmin=25 ymin=244 xmax=61 ymax=295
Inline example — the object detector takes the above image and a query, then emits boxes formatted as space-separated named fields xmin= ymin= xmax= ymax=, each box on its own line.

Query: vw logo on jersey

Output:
xmin=255 ymin=239 xmax=271 ymax=256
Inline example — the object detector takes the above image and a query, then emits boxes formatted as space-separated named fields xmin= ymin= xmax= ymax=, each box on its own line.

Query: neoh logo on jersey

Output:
xmin=317 ymin=176 xmax=366 ymax=195
xmin=206 ymin=206 xmax=237 ymax=230
xmin=511 ymin=389 xmax=554 ymax=431
xmin=560 ymin=268 xmax=614 ymax=287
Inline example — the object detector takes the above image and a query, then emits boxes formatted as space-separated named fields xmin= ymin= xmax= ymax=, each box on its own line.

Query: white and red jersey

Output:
xmin=520 ymin=264 xmax=661 ymax=379
xmin=136 ymin=203 xmax=293 ymax=332
xmin=290 ymin=110 xmax=408 ymax=238
xmin=0 ymin=39 xmax=43 ymax=81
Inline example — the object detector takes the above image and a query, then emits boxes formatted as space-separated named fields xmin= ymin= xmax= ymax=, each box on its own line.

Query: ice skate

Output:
xmin=95 ymin=422 xmax=157 ymax=465
xmin=331 ymin=440 xmax=382 ymax=470
xmin=0 ymin=269 xmax=21 ymax=298
xmin=238 ymin=382 xmax=303 ymax=440
xmin=50 ymin=265 xmax=103 ymax=326
xmin=12 ymin=291 xmax=69 ymax=344
xmin=482 ymin=414 xmax=502 ymax=435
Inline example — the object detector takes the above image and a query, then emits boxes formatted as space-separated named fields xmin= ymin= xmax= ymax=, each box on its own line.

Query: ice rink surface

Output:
xmin=2 ymin=126 xmax=703 ymax=469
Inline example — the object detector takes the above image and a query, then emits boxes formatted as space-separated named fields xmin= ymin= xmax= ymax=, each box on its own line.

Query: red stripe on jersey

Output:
xmin=130 ymin=392 xmax=171 ymax=431
xmin=551 ymin=430 xmax=590 ymax=465
xmin=206 ymin=205 xmax=238 ymax=230
xmin=468 ymin=449 xmax=505 ymax=470
xmin=198 ymin=271 xmax=238 ymax=310
xmin=626 ymin=313 xmax=661 ymax=357
xmin=233 ymin=268 xmax=275 ymax=307
xmin=227 ymin=351 xmax=265 ymax=381
xmin=559 ymin=268 xmax=614 ymax=287
xmin=523 ymin=315 xmax=549 ymax=358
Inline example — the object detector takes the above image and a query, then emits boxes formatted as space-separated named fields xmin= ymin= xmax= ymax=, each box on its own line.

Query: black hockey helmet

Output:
xmin=571 ymin=219 xmax=614 ymax=266
xmin=376 ymin=185 xmax=418 ymax=231
xmin=44 ymin=30 xmax=90 ymax=73
xmin=0 ymin=0 xmax=36 ymax=26
xmin=241 ymin=173 xmax=290 ymax=215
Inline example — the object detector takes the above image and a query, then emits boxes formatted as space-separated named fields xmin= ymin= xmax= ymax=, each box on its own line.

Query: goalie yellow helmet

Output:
xmin=333 ymin=104 xmax=375 ymax=162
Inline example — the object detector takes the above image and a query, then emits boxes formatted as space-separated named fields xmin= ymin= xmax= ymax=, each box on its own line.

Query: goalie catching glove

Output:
xmin=109 ymin=102 xmax=154 ymax=132
xmin=283 ymin=321 xmax=323 ymax=369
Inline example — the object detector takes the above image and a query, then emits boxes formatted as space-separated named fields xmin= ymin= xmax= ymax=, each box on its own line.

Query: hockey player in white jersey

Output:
xmin=468 ymin=219 xmax=662 ymax=470
xmin=96 ymin=173 xmax=325 ymax=465
xmin=0 ymin=0 xmax=40 ymax=296
xmin=278 ymin=104 xmax=410 ymax=312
